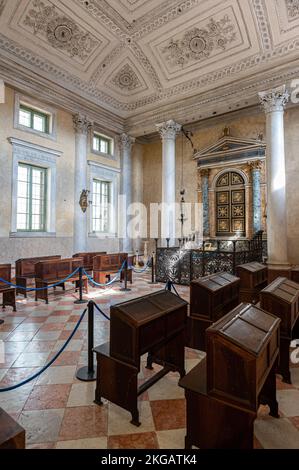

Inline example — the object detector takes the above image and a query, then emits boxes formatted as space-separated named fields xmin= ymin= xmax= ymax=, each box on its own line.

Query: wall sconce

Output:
xmin=79 ymin=189 xmax=90 ymax=213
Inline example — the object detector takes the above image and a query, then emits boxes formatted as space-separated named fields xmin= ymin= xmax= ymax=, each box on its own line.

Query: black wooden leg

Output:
xmin=145 ymin=352 xmax=154 ymax=370
xmin=185 ymin=435 xmax=192 ymax=450
xmin=279 ymin=338 xmax=292 ymax=384
xmin=130 ymin=408 xmax=141 ymax=427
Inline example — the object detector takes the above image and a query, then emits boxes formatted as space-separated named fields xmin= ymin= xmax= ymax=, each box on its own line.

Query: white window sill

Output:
xmin=90 ymin=149 xmax=116 ymax=160
xmin=88 ymin=232 xmax=117 ymax=239
xmin=10 ymin=232 xmax=56 ymax=238
xmin=14 ymin=123 xmax=56 ymax=141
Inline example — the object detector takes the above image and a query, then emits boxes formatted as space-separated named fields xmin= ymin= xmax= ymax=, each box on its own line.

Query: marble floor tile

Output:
xmin=19 ymin=409 xmax=65 ymax=445
xmin=0 ymin=383 xmax=34 ymax=413
xmin=156 ymin=429 xmax=186 ymax=449
xmin=55 ymin=437 xmax=107 ymax=449
xmin=147 ymin=374 xmax=184 ymax=401
xmin=33 ymin=330 xmax=62 ymax=341
xmin=24 ymin=341 xmax=56 ymax=353
xmin=49 ymin=351 xmax=81 ymax=366
xmin=59 ymin=405 xmax=108 ymax=440
xmin=37 ymin=365 xmax=77 ymax=385
xmin=67 ymin=382 xmax=96 ymax=407
xmin=254 ymin=416 xmax=299 ymax=449
xmin=45 ymin=315 xmax=70 ymax=323
xmin=108 ymin=401 xmax=155 ymax=436
xmin=0 ymin=368 xmax=8 ymax=381
xmin=108 ymin=432 xmax=159 ymax=449
xmin=52 ymin=339 xmax=83 ymax=353
xmin=24 ymin=384 xmax=71 ymax=410
xmin=150 ymin=399 xmax=186 ymax=431
xmin=277 ymin=389 xmax=299 ymax=417
xmin=12 ymin=352 xmax=50 ymax=368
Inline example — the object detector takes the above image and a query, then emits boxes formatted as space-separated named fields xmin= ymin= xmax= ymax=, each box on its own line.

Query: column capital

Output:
xmin=118 ymin=133 xmax=135 ymax=151
xmin=200 ymin=168 xmax=210 ymax=178
xmin=248 ymin=160 xmax=263 ymax=171
xmin=258 ymin=85 xmax=289 ymax=113
xmin=73 ymin=114 xmax=92 ymax=135
xmin=156 ymin=120 xmax=182 ymax=140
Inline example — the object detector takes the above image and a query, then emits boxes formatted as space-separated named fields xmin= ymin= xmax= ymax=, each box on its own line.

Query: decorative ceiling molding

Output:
xmin=111 ymin=63 xmax=142 ymax=92
xmin=0 ymin=0 xmax=299 ymax=131
xmin=23 ymin=0 xmax=99 ymax=62
xmin=286 ymin=0 xmax=299 ymax=19
xmin=161 ymin=15 xmax=237 ymax=69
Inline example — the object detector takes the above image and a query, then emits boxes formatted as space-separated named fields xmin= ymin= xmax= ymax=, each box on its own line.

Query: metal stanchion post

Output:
xmin=120 ymin=259 xmax=131 ymax=292
xmin=74 ymin=267 xmax=88 ymax=304
xmin=76 ymin=301 xmax=96 ymax=381
xmin=166 ymin=280 xmax=172 ymax=291
xmin=148 ymin=253 xmax=158 ymax=285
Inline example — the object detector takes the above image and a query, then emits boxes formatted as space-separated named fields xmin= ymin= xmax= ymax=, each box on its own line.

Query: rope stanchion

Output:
xmin=74 ymin=267 xmax=88 ymax=305
xmin=120 ymin=258 xmax=131 ymax=292
xmin=0 ymin=268 xmax=80 ymax=292
xmin=76 ymin=301 xmax=96 ymax=382
xmin=0 ymin=307 xmax=87 ymax=392
xmin=148 ymin=253 xmax=159 ymax=285
xmin=92 ymin=301 xmax=110 ymax=321
xmin=83 ymin=259 xmax=126 ymax=288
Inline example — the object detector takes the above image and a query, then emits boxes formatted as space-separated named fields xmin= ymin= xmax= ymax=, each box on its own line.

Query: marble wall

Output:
xmin=0 ymin=86 xmax=120 ymax=263
xmin=141 ymin=108 xmax=299 ymax=263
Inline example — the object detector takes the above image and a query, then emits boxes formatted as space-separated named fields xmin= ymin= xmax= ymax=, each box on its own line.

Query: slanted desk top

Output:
xmin=110 ymin=290 xmax=188 ymax=368
xmin=206 ymin=303 xmax=280 ymax=411
xmin=260 ymin=277 xmax=299 ymax=340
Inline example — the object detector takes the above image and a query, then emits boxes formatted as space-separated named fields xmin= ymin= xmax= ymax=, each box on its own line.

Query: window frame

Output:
xmin=9 ymin=137 xmax=62 ymax=238
xmin=87 ymin=161 xmax=120 ymax=238
xmin=91 ymin=132 xmax=115 ymax=159
xmin=19 ymin=104 xmax=50 ymax=134
xmin=16 ymin=163 xmax=48 ymax=233
xmin=14 ymin=93 xmax=57 ymax=141
xmin=91 ymin=178 xmax=111 ymax=233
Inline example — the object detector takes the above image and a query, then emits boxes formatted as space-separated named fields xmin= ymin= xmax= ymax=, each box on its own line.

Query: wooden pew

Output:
xmin=16 ymin=255 xmax=61 ymax=298
xmin=0 ymin=264 xmax=16 ymax=311
xmin=260 ymin=277 xmax=299 ymax=384
xmin=180 ymin=303 xmax=281 ymax=449
xmin=73 ymin=252 xmax=106 ymax=272
xmin=236 ymin=262 xmax=268 ymax=304
xmin=187 ymin=272 xmax=240 ymax=351
xmin=35 ymin=258 xmax=88 ymax=304
xmin=93 ymin=253 xmax=132 ymax=285
xmin=94 ymin=290 xmax=187 ymax=425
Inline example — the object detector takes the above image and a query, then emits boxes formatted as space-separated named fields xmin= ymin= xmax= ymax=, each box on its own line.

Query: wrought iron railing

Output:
xmin=156 ymin=231 xmax=265 ymax=285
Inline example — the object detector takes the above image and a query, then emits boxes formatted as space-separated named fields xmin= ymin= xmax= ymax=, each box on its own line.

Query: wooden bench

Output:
xmin=35 ymin=258 xmax=88 ymax=304
xmin=0 ymin=408 xmax=25 ymax=449
xmin=0 ymin=264 xmax=16 ymax=312
xmin=73 ymin=252 xmax=106 ymax=273
xmin=16 ymin=255 xmax=61 ymax=298
xmin=93 ymin=253 xmax=132 ymax=285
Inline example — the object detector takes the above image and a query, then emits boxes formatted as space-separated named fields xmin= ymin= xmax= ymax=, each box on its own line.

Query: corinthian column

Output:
xmin=73 ymin=114 xmax=92 ymax=253
xmin=156 ymin=120 xmax=181 ymax=244
xmin=258 ymin=85 xmax=289 ymax=273
xmin=200 ymin=169 xmax=210 ymax=237
xmin=119 ymin=133 xmax=135 ymax=253
xmin=248 ymin=160 xmax=262 ymax=234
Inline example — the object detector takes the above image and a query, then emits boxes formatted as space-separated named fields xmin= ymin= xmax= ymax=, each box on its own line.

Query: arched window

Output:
xmin=216 ymin=171 xmax=245 ymax=236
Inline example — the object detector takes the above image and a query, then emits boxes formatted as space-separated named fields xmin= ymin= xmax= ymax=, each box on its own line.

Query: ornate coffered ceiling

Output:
xmin=0 ymin=0 xmax=299 ymax=135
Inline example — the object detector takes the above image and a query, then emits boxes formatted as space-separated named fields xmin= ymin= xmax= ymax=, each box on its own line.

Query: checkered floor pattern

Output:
xmin=1 ymin=272 xmax=299 ymax=449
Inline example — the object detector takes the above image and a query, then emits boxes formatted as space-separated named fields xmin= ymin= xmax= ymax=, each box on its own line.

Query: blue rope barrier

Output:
xmin=92 ymin=301 xmax=110 ymax=321
xmin=83 ymin=259 xmax=127 ymax=287
xmin=0 ymin=307 xmax=87 ymax=392
xmin=0 ymin=268 xmax=80 ymax=292
xmin=129 ymin=258 xmax=151 ymax=274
